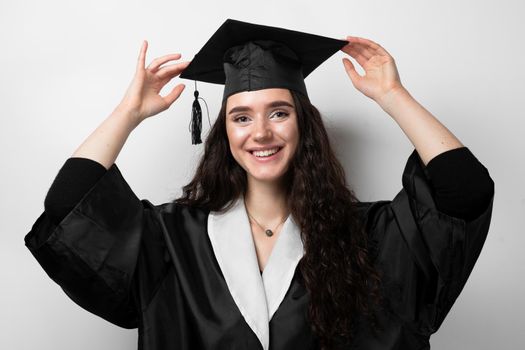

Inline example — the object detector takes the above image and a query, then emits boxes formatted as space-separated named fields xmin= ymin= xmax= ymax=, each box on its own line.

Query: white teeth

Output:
xmin=252 ymin=147 xmax=280 ymax=157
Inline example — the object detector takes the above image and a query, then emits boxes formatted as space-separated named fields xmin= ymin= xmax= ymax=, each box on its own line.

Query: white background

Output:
xmin=1 ymin=0 xmax=523 ymax=349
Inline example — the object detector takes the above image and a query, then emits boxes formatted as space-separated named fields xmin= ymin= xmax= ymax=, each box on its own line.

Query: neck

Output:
xmin=244 ymin=176 xmax=289 ymax=226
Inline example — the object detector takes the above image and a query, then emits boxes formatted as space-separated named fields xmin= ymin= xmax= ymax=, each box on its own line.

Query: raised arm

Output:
xmin=25 ymin=42 xmax=190 ymax=328
xmin=73 ymin=40 xmax=190 ymax=169
xmin=340 ymin=36 xmax=463 ymax=166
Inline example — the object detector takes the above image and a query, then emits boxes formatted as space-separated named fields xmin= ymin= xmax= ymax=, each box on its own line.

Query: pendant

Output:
xmin=265 ymin=229 xmax=273 ymax=237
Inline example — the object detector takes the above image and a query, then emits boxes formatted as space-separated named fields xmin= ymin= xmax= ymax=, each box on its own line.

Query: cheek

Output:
xmin=226 ymin=126 xmax=249 ymax=159
xmin=227 ymin=128 xmax=249 ymax=151
xmin=227 ymin=127 xmax=249 ymax=143
xmin=278 ymin=121 xmax=299 ymax=147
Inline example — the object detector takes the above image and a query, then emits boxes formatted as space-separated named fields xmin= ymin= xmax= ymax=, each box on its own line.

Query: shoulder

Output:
xmin=143 ymin=199 xmax=210 ymax=225
xmin=353 ymin=200 xmax=391 ymax=231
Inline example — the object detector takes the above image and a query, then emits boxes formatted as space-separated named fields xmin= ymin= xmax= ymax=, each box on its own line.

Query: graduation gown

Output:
xmin=24 ymin=149 xmax=494 ymax=350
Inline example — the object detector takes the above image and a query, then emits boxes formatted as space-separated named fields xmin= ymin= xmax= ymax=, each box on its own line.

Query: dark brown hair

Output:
xmin=174 ymin=90 xmax=384 ymax=348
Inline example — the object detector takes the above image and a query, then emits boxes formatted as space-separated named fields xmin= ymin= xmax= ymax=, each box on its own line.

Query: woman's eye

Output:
xmin=273 ymin=111 xmax=289 ymax=118
xmin=234 ymin=116 xmax=249 ymax=123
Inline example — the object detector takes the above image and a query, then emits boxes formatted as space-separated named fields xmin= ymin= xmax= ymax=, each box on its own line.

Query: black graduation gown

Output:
xmin=24 ymin=149 xmax=494 ymax=349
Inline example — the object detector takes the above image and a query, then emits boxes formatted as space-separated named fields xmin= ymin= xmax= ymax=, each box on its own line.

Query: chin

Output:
xmin=249 ymin=174 xmax=282 ymax=183
xmin=247 ymin=168 xmax=290 ymax=183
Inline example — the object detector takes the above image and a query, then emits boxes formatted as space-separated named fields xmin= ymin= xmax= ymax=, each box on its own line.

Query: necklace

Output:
xmin=247 ymin=212 xmax=287 ymax=237
xmin=245 ymin=206 xmax=289 ymax=237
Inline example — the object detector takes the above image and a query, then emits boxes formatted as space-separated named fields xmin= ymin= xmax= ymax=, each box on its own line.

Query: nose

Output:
xmin=252 ymin=117 xmax=272 ymax=141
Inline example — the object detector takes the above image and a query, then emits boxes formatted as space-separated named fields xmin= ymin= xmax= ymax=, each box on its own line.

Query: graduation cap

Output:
xmin=179 ymin=18 xmax=348 ymax=144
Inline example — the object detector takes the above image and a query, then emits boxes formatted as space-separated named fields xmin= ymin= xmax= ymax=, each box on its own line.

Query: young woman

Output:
xmin=25 ymin=19 xmax=494 ymax=350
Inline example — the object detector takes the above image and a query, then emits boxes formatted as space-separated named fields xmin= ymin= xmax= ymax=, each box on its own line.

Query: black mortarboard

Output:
xmin=179 ymin=19 xmax=348 ymax=144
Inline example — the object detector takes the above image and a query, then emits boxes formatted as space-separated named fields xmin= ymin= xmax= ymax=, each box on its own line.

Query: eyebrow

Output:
xmin=228 ymin=100 xmax=295 ymax=115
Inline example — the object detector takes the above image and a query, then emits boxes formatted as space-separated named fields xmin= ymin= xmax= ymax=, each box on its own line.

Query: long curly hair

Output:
xmin=174 ymin=89 xmax=384 ymax=348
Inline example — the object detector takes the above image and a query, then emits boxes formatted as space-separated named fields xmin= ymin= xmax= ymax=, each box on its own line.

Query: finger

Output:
xmin=162 ymin=84 xmax=186 ymax=106
xmin=346 ymin=36 xmax=380 ymax=50
xmin=156 ymin=61 xmax=191 ymax=80
xmin=136 ymin=40 xmax=148 ymax=73
xmin=345 ymin=43 xmax=374 ymax=61
xmin=341 ymin=38 xmax=375 ymax=63
xmin=147 ymin=53 xmax=182 ymax=72
xmin=347 ymin=36 xmax=390 ymax=57
xmin=343 ymin=45 xmax=370 ymax=68
xmin=342 ymin=58 xmax=362 ymax=84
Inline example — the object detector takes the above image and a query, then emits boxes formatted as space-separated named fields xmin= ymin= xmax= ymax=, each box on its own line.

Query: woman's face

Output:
xmin=225 ymin=88 xmax=299 ymax=185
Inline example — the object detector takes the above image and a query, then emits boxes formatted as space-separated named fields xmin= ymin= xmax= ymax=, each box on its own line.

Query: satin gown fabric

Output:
xmin=24 ymin=148 xmax=494 ymax=349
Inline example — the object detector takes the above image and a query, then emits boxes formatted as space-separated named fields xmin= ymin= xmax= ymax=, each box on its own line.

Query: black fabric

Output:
xmin=25 ymin=148 xmax=495 ymax=349
xmin=425 ymin=147 xmax=494 ymax=221
xmin=44 ymin=157 xmax=107 ymax=224
xmin=222 ymin=40 xmax=309 ymax=101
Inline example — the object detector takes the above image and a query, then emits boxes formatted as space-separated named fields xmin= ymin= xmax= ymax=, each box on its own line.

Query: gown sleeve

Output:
xmin=424 ymin=146 xmax=493 ymax=221
xmin=24 ymin=162 xmax=166 ymax=329
xmin=361 ymin=147 xmax=495 ymax=336
xmin=43 ymin=157 xmax=108 ymax=225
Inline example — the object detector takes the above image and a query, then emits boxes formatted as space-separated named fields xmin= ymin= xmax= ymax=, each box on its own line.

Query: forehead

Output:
xmin=226 ymin=88 xmax=294 ymax=111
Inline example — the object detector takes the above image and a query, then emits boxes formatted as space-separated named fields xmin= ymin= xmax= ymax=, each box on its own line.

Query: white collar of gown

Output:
xmin=207 ymin=196 xmax=305 ymax=350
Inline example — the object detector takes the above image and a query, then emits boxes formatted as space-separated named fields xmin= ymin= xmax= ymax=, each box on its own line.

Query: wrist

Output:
xmin=111 ymin=104 xmax=142 ymax=131
xmin=376 ymin=85 xmax=410 ymax=111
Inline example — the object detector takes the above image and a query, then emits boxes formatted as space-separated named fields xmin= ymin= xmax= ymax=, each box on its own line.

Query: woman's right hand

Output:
xmin=71 ymin=40 xmax=190 ymax=168
xmin=117 ymin=40 xmax=191 ymax=127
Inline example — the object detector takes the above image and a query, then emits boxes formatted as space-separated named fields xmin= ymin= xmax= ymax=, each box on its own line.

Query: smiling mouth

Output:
xmin=249 ymin=146 xmax=283 ymax=158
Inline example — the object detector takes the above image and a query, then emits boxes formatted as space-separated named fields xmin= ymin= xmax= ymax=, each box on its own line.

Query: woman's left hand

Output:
xmin=341 ymin=36 xmax=404 ymax=104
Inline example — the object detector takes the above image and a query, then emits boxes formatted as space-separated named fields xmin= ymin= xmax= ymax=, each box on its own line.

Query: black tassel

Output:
xmin=190 ymin=89 xmax=202 ymax=144
xmin=189 ymin=81 xmax=211 ymax=145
